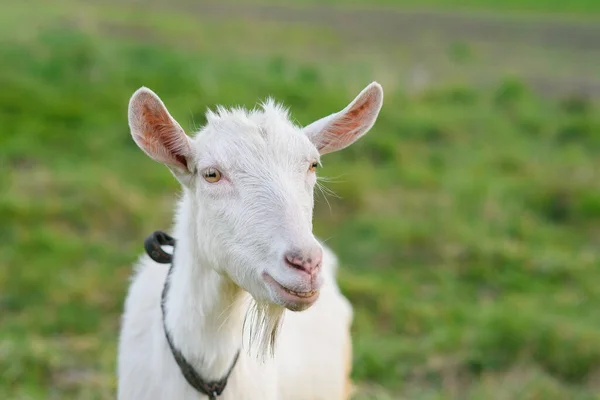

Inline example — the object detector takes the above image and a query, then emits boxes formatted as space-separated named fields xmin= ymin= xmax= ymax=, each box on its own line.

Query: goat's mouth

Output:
xmin=262 ymin=273 xmax=320 ymax=311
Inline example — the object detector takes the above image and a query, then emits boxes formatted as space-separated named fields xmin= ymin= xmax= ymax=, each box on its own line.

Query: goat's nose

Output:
xmin=284 ymin=247 xmax=323 ymax=275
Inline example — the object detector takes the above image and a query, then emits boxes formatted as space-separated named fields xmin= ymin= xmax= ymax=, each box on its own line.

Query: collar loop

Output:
xmin=145 ymin=231 xmax=240 ymax=399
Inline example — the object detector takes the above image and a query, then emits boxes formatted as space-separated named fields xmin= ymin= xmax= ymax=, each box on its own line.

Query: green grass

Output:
xmin=2 ymin=1 xmax=600 ymax=399
xmin=231 ymin=0 xmax=600 ymax=16
xmin=343 ymin=0 xmax=599 ymax=15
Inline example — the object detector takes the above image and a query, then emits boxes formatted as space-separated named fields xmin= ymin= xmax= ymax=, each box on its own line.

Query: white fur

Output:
xmin=117 ymin=82 xmax=383 ymax=399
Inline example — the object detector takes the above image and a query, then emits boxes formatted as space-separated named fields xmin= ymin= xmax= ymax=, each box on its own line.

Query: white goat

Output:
xmin=117 ymin=82 xmax=384 ymax=400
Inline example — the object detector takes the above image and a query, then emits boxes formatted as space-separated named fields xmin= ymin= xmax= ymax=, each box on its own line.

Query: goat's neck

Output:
xmin=162 ymin=190 xmax=247 ymax=380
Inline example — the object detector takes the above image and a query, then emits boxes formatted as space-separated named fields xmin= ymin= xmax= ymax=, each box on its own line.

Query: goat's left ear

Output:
xmin=128 ymin=87 xmax=195 ymax=185
xmin=303 ymin=82 xmax=383 ymax=155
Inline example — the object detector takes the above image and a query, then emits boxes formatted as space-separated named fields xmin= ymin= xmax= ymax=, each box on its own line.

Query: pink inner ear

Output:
xmin=329 ymin=96 xmax=372 ymax=136
xmin=142 ymin=104 xmax=188 ymax=167
xmin=318 ymin=91 xmax=376 ymax=153
xmin=131 ymin=95 xmax=191 ymax=171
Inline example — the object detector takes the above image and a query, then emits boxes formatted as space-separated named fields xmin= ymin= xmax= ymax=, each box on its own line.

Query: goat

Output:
xmin=117 ymin=82 xmax=384 ymax=399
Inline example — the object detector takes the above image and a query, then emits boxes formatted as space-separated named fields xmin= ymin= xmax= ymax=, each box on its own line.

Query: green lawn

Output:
xmin=1 ymin=1 xmax=600 ymax=399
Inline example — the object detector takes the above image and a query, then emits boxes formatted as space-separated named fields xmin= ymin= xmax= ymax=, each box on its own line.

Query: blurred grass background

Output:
xmin=1 ymin=0 xmax=600 ymax=399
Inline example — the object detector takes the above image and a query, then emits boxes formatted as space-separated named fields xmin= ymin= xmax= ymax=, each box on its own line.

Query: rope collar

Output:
xmin=145 ymin=230 xmax=241 ymax=400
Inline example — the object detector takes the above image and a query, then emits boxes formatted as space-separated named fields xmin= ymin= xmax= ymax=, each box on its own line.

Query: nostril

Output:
xmin=284 ymin=253 xmax=305 ymax=271
xmin=284 ymin=249 xmax=323 ymax=274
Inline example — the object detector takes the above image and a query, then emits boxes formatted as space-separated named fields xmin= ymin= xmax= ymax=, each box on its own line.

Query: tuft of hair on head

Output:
xmin=259 ymin=97 xmax=291 ymax=119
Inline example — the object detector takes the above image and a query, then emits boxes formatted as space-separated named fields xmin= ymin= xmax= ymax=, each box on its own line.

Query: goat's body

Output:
xmin=118 ymin=82 xmax=383 ymax=400
xmin=117 ymin=243 xmax=354 ymax=400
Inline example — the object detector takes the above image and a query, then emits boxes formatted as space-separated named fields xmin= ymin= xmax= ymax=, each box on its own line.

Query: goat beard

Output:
xmin=241 ymin=298 xmax=285 ymax=361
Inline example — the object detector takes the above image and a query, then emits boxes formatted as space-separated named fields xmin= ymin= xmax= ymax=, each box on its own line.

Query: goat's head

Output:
xmin=128 ymin=83 xmax=383 ymax=312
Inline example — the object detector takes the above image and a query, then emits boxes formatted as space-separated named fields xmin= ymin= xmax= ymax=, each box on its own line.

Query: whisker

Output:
xmin=315 ymin=181 xmax=333 ymax=213
xmin=316 ymin=173 xmax=347 ymax=184
xmin=216 ymin=298 xmax=238 ymax=332
xmin=317 ymin=179 xmax=340 ymax=199
xmin=319 ymin=235 xmax=334 ymax=244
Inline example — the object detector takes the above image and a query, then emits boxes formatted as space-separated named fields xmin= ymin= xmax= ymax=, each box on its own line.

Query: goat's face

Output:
xmin=128 ymin=83 xmax=383 ymax=312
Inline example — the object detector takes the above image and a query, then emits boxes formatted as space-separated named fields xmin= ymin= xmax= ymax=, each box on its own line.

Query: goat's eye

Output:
xmin=202 ymin=167 xmax=222 ymax=183
xmin=309 ymin=162 xmax=319 ymax=172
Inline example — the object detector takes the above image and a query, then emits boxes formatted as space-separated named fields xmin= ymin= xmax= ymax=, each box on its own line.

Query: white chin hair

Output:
xmin=242 ymin=298 xmax=285 ymax=360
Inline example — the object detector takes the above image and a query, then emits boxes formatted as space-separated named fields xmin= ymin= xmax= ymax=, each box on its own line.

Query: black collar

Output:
xmin=145 ymin=231 xmax=241 ymax=400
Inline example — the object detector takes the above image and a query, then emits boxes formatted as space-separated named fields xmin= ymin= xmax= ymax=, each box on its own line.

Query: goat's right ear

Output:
xmin=128 ymin=87 xmax=195 ymax=184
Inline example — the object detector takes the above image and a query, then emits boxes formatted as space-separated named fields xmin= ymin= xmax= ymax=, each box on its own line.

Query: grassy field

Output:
xmin=2 ymin=1 xmax=600 ymax=399
xmin=241 ymin=0 xmax=600 ymax=16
